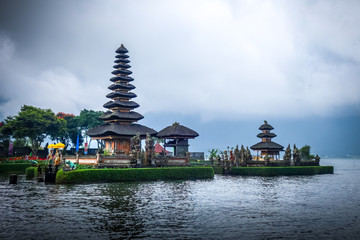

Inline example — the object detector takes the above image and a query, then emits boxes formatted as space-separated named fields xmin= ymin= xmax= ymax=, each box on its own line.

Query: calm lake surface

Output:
xmin=0 ymin=159 xmax=359 ymax=240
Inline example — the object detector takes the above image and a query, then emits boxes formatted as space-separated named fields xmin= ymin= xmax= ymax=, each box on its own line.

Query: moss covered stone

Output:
xmin=25 ymin=167 xmax=38 ymax=179
xmin=231 ymin=166 xmax=334 ymax=176
xmin=56 ymin=167 xmax=214 ymax=184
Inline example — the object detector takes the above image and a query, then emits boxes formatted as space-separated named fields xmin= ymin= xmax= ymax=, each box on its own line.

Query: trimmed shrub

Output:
xmin=0 ymin=163 xmax=32 ymax=173
xmin=213 ymin=166 xmax=224 ymax=174
xmin=25 ymin=167 xmax=38 ymax=179
xmin=231 ymin=166 xmax=334 ymax=176
xmin=56 ymin=167 xmax=214 ymax=184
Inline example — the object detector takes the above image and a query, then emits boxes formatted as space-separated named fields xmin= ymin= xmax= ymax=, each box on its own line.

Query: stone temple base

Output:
xmin=65 ymin=155 xmax=191 ymax=168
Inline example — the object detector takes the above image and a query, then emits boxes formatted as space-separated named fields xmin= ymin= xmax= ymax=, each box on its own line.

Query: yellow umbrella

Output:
xmin=47 ymin=144 xmax=55 ymax=149
xmin=55 ymin=143 xmax=65 ymax=149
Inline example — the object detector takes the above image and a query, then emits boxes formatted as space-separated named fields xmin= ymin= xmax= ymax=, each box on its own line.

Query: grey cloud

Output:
xmin=0 ymin=0 xmax=360 ymax=121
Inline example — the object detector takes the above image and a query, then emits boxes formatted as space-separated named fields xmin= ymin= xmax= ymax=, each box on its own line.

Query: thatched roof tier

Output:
xmin=110 ymin=76 xmax=134 ymax=82
xmin=115 ymin=54 xmax=129 ymax=59
xmin=250 ymin=142 xmax=284 ymax=151
xmin=87 ymin=123 xmax=157 ymax=138
xmin=106 ymin=91 xmax=137 ymax=99
xmin=116 ymin=44 xmax=128 ymax=54
xmin=108 ymin=83 xmax=135 ymax=91
xmin=257 ymin=132 xmax=277 ymax=138
xmin=114 ymin=59 xmax=130 ymax=64
xmin=259 ymin=120 xmax=274 ymax=130
xmin=103 ymin=100 xmax=139 ymax=109
xmin=157 ymin=122 xmax=199 ymax=139
xmin=100 ymin=111 xmax=143 ymax=122
xmin=112 ymin=69 xmax=132 ymax=75
xmin=113 ymin=63 xmax=131 ymax=69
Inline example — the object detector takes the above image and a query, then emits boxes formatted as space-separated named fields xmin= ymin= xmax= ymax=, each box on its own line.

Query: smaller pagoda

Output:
xmin=250 ymin=120 xmax=284 ymax=160
xmin=157 ymin=122 xmax=199 ymax=157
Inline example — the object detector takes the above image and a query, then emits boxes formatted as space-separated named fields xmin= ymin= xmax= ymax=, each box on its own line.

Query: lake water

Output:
xmin=0 ymin=159 xmax=359 ymax=240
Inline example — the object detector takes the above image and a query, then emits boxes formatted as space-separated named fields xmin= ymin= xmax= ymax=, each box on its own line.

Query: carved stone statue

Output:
xmin=223 ymin=150 xmax=231 ymax=174
xmin=234 ymin=145 xmax=240 ymax=167
xmin=229 ymin=150 xmax=234 ymax=167
xmin=145 ymin=133 xmax=155 ymax=167
xmin=315 ymin=154 xmax=321 ymax=166
xmin=246 ymin=147 xmax=253 ymax=162
xmin=186 ymin=152 xmax=191 ymax=166
xmin=293 ymin=144 xmax=301 ymax=166
xmin=131 ymin=132 xmax=142 ymax=167
xmin=75 ymin=152 xmax=79 ymax=165
xmin=96 ymin=150 xmax=101 ymax=165
xmin=283 ymin=144 xmax=292 ymax=166
xmin=240 ymin=145 xmax=246 ymax=167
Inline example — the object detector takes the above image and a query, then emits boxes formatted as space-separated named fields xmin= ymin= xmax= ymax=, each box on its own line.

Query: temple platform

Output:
xmin=64 ymin=154 xmax=191 ymax=168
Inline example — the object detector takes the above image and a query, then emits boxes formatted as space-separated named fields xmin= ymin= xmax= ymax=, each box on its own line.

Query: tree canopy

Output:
xmin=77 ymin=109 xmax=104 ymax=131
xmin=299 ymin=145 xmax=314 ymax=160
xmin=77 ymin=109 xmax=104 ymax=149
xmin=2 ymin=105 xmax=66 ymax=154
xmin=0 ymin=106 xmax=105 ymax=155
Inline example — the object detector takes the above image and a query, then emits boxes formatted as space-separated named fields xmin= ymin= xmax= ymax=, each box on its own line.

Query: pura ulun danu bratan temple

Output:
xmin=87 ymin=44 xmax=157 ymax=155
xmin=250 ymin=120 xmax=284 ymax=160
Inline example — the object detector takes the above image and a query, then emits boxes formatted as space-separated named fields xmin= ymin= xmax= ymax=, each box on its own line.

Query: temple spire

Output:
xmin=101 ymin=44 xmax=143 ymax=124
xmin=87 ymin=44 xmax=157 ymax=155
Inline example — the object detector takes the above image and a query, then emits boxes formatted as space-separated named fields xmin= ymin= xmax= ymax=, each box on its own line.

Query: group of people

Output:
xmin=47 ymin=148 xmax=61 ymax=171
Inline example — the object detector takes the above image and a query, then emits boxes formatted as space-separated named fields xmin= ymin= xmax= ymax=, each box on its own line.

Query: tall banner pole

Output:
xmin=8 ymin=140 xmax=13 ymax=156
xmin=76 ymin=128 xmax=80 ymax=152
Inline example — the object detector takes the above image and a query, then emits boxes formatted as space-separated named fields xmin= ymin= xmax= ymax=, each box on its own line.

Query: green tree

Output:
xmin=299 ymin=145 xmax=314 ymax=160
xmin=0 ymin=117 xmax=14 ymax=150
xmin=208 ymin=148 xmax=219 ymax=166
xmin=13 ymin=137 xmax=30 ymax=147
xmin=4 ymin=105 xmax=66 ymax=155
xmin=55 ymin=112 xmax=83 ymax=151
xmin=77 ymin=109 xmax=104 ymax=148
xmin=68 ymin=118 xmax=84 ymax=149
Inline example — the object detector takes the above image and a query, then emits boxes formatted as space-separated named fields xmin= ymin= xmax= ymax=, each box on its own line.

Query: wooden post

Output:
xmin=9 ymin=174 xmax=17 ymax=184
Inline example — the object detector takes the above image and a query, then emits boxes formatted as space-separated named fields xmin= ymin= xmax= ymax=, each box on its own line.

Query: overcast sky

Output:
xmin=1 ymin=0 xmax=359 ymax=155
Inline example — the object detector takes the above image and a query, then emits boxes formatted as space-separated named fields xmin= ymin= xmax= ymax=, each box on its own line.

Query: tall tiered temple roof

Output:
xmin=87 ymin=44 xmax=157 ymax=138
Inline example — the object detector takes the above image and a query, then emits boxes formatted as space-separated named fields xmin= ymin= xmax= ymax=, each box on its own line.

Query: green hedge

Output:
xmin=231 ymin=166 xmax=334 ymax=176
xmin=25 ymin=167 xmax=38 ymax=179
xmin=56 ymin=167 xmax=214 ymax=184
xmin=213 ymin=166 xmax=224 ymax=174
xmin=0 ymin=163 xmax=32 ymax=173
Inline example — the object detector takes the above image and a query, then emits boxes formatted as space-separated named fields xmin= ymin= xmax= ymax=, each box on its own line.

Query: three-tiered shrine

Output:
xmin=250 ymin=120 xmax=284 ymax=160
xmin=87 ymin=44 xmax=157 ymax=154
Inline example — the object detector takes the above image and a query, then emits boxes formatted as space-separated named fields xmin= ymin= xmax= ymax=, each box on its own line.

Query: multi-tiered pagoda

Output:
xmin=87 ymin=44 xmax=157 ymax=155
xmin=250 ymin=120 xmax=284 ymax=160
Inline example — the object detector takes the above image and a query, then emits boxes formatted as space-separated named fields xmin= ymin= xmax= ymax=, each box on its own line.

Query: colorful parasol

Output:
xmin=54 ymin=143 xmax=65 ymax=149
xmin=47 ymin=144 xmax=56 ymax=149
